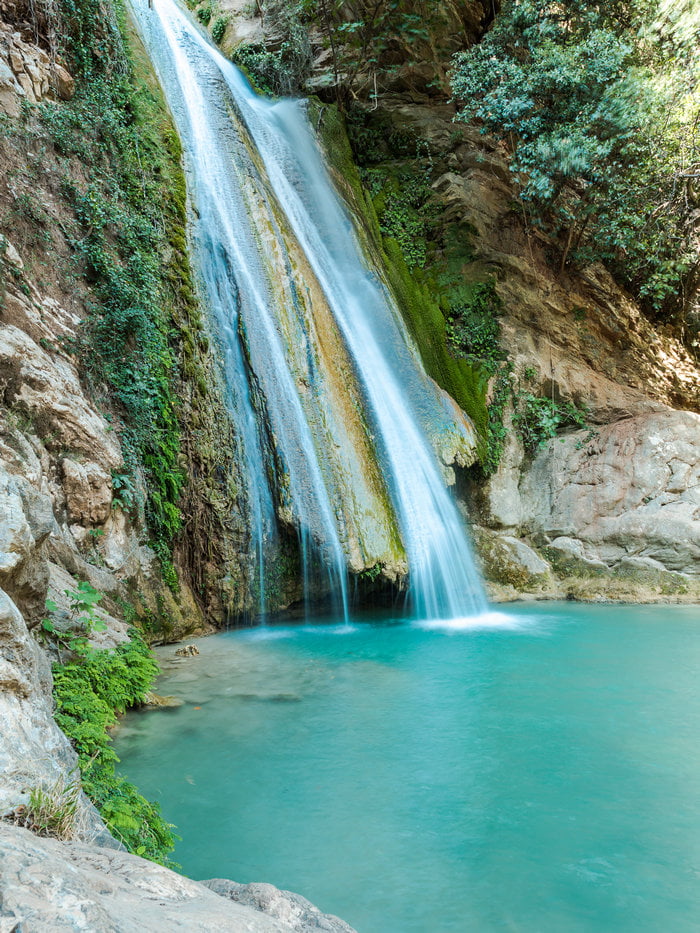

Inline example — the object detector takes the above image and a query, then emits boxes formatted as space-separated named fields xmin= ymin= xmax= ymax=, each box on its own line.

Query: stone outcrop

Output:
xmin=520 ymin=412 xmax=700 ymax=576
xmin=471 ymin=410 xmax=700 ymax=600
xmin=204 ymin=879 xmax=357 ymax=933
xmin=0 ymin=20 xmax=74 ymax=118
xmin=0 ymin=824 xmax=358 ymax=932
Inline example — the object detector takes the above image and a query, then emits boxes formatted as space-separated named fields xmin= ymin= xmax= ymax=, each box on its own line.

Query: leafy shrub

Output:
xmin=451 ymin=0 xmax=700 ymax=320
xmin=211 ymin=14 xmax=229 ymax=44
xmin=53 ymin=631 xmax=176 ymax=863
xmin=197 ymin=2 xmax=213 ymax=25
xmin=446 ymin=281 xmax=505 ymax=375
xmin=513 ymin=394 xmax=590 ymax=455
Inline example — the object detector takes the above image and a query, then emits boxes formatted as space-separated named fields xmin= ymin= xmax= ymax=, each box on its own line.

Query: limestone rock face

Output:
xmin=0 ymin=324 xmax=122 ymax=470
xmin=520 ymin=411 xmax=700 ymax=576
xmin=0 ymin=234 xmax=205 ymax=639
xmin=0 ymin=824 xmax=347 ymax=933
xmin=0 ymin=22 xmax=75 ymax=117
xmin=61 ymin=458 xmax=114 ymax=526
xmin=0 ymin=468 xmax=52 ymax=625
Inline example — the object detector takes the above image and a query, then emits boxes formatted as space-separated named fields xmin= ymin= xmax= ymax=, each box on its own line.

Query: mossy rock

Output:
xmin=473 ymin=527 xmax=554 ymax=591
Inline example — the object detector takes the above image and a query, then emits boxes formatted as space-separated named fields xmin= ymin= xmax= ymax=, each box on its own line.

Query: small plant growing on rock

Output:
xmin=197 ymin=2 xmax=213 ymax=25
xmin=111 ymin=470 xmax=136 ymax=512
xmin=40 ymin=582 xmax=107 ymax=660
xmin=6 ymin=776 xmax=82 ymax=840
xmin=513 ymin=394 xmax=590 ymax=455
xmin=211 ymin=13 xmax=229 ymax=44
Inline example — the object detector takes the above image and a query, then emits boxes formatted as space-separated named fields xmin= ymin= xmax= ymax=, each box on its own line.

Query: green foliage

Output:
xmin=479 ymin=363 xmax=512 ymax=476
xmin=473 ymin=365 xmax=595 ymax=475
xmin=363 ymin=165 xmax=435 ymax=270
xmin=196 ymin=2 xmax=213 ymax=25
xmin=53 ymin=629 xmax=176 ymax=863
xmin=231 ymin=45 xmax=288 ymax=96
xmin=111 ymin=470 xmax=137 ymax=512
xmin=40 ymin=582 xmax=107 ymax=658
xmin=451 ymin=0 xmax=700 ymax=320
xmin=446 ymin=281 xmax=505 ymax=375
xmin=359 ymin=563 xmax=382 ymax=582
xmin=211 ymin=13 xmax=229 ymax=44
xmin=52 ymin=0 xmax=126 ymax=77
xmin=513 ymin=394 xmax=590 ymax=455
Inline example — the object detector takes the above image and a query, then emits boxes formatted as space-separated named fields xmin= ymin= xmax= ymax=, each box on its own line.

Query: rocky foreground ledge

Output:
xmin=0 ymin=823 xmax=357 ymax=933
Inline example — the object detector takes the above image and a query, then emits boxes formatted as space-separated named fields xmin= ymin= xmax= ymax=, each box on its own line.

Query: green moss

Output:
xmin=382 ymin=240 xmax=489 ymax=451
xmin=445 ymin=280 xmax=505 ymax=374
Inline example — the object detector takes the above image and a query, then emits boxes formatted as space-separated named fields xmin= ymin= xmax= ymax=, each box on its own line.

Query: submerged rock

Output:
xmin=473 ymin=526 xmax=553 ymax=591
xmin=176 ymin=643 xmax=200 ymax=657
xmin=142 ymin=691 xmax=184 ymax=709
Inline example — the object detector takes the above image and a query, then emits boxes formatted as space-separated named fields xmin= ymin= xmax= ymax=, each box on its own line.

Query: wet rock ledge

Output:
xmin=0 ymin=823 xmax=357 ymax=932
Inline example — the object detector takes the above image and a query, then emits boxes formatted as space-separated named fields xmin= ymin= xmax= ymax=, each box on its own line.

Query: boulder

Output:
xmin=203 ymin=879 xmax=357 ymax=933
xmin=541 ymin=536 xmax=608 ymax=576
xmin=473 ymin=526 xmax=553 ymax=590
xmin=520 ymin=411 xmax=700 ymax=575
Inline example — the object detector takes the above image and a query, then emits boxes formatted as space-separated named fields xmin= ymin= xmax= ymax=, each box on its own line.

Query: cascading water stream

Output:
xmin=131 ymin=0 xmax=488 ymax=621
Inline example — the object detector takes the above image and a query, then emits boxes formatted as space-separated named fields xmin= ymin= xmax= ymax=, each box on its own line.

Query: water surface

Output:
xmin=116 ymin=603 xmax=700 ymax=932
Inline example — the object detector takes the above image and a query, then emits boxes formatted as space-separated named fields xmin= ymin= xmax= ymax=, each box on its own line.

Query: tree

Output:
xmin=451 ymin=0 xmax=700 ymax=324
xmin=307 ymin=0 xmax=435 ymax=107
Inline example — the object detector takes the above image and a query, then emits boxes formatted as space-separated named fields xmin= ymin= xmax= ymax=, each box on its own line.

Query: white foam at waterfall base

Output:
xmin=415 ymin=611 xmax=525 ymax=632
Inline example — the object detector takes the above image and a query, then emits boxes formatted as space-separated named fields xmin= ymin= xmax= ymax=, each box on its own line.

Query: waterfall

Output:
xmin=130 ymin=0 xmax=488 ymax=621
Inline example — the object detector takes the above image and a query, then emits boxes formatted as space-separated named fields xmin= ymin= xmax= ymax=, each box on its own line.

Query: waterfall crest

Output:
xmin=131 ymin=0 xmax=487 ymax=620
